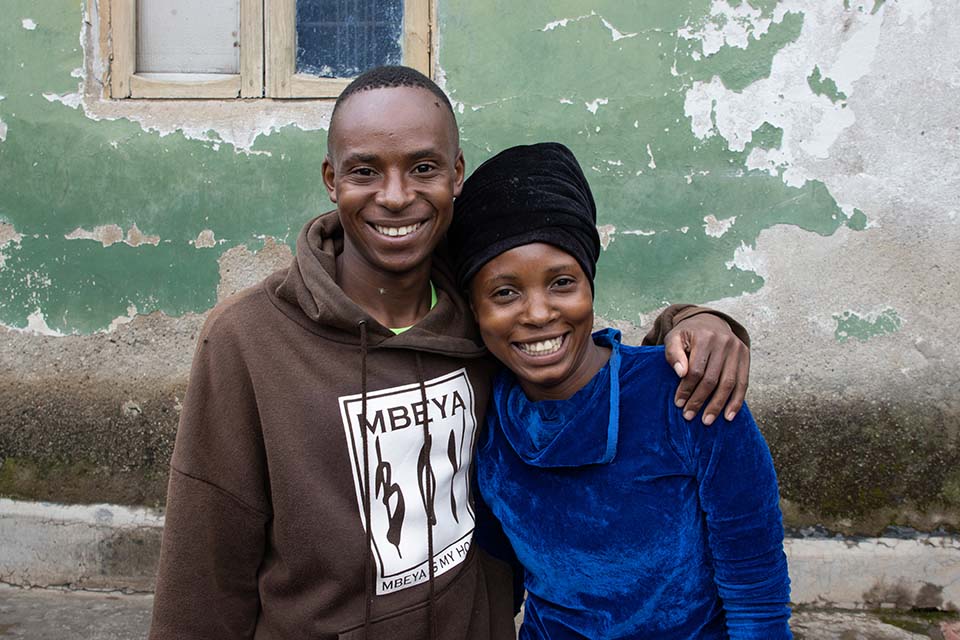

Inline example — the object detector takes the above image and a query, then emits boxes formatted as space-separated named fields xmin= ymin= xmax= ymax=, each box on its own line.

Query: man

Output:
xmin=149 ymin=66 xmax=750 ymax=639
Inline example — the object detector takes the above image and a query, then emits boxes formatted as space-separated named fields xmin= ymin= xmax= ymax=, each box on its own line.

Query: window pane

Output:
xmin=296 ymin=0 xmax=404 ymax=78
xmin=137 ymin=0 xmax=240 ymax=74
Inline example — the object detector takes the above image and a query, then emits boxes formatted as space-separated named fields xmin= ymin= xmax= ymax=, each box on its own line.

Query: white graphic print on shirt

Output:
xmin=339 ymin=368 xmax=478 ymax=595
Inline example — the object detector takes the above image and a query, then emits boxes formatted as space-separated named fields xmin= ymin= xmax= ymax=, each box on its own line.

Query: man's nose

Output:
xmin=375 ymin=171 xmax=415 ymax=211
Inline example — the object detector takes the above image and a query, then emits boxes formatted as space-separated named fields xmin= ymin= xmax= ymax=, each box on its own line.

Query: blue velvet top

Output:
xmin=475 ymin=329 xmax=791 ymax=640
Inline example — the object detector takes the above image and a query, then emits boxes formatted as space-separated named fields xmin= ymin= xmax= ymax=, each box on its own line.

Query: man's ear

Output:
xmin=452 ymin=149 xmax=466 ymax=198
xmin=321 ymin=156 xmax=338 ymax=203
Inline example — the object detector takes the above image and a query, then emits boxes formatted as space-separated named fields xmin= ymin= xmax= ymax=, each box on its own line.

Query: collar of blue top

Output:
xmin=491 ymin=328 xmax=622 ymax=468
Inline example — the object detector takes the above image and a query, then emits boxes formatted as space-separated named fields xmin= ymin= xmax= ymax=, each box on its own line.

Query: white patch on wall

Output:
xmin=683 ymin=1 xmax=891 ymax=189
xmin=725 ymin=241 xmax=768 ymax=278
xmin=42 ymin=92 xmax=83 ymax=110
xmin=0 ymin=223 xmax=24 ymax=268
xmin=597 ymin=224 xmax=616 ymax=250
xmin=0 ymin=119 xmax=7 ymax=143
xmin=24 ymin=310 xmax=65 ymax=337
xmin=678 ymin=0 xmax=773 ymax=57
xmin=585 ymin=97 xmax=609 ymax=114
xmin=704 ymin=214 xmax=737 ymax=238
xmin=646 ymin=144 xmax=657 ymax=169
xmin=191 ymin=229 xmax=219 ymax=248
xmin=65 ymin=224 xmax=161 ymax=248
xmin=622 ymin=229 xmax=656 ymax=237
xmin=599 ymin=17 xmax=638 ymax=41
xmin=541 ymin=11 xmax=638 ymax=42
xmin=21 ymin=18 xmax=37 ymax=31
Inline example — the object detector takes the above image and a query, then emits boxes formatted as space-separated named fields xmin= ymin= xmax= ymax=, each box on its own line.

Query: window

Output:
xmin=109 ymin=0 xmax=433 ymax=99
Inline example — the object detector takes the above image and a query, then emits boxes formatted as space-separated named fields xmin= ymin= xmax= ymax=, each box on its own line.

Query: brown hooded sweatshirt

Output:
xmin=149 ymin=212 xmax=747 ymax=640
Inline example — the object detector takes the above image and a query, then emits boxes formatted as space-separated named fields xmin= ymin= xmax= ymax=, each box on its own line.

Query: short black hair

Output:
xmin=328 ymin=65 xmax=458 ymax=154
xmin=334 ymin=65 xmax=454 ymax=117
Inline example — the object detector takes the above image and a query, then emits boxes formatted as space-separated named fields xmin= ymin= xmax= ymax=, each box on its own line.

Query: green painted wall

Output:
xmin=0 ymin=2 xmax=329 ymax=333
xmin=2 ymin=0 xmax=958 ymax=533
xmin=0 ymin=0 xmax=856 ymax=332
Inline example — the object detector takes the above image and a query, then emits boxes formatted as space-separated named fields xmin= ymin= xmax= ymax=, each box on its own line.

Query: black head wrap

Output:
xmin=448 ymin=142 xmax=601 ymax=292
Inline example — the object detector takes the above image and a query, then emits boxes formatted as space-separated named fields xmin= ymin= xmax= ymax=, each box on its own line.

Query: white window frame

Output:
xmin=108 ymin=0 xmax=433 ymax=100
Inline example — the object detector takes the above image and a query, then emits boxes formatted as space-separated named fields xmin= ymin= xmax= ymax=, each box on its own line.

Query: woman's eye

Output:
xmin=492 ymin=288 xmax=516 ymax=299
xmin=553 ymin=277 xmax=576 ymax=288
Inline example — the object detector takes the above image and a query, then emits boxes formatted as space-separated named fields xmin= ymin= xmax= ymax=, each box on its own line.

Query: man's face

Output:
xmin=323 ymin=86 xmax=464 ymax=277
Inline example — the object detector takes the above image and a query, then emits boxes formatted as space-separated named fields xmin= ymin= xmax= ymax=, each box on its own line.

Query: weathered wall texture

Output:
xmin=1 ymin=0 xmax=958 ymax=534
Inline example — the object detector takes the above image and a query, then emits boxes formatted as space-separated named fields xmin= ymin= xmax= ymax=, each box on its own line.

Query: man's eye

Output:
xmin=351 ymin=167 xmax=376 ymax=177
xmin=413 ymin=163 xmax=436 ymax=174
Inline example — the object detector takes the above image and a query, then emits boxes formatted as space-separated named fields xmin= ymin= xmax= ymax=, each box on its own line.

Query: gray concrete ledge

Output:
xmin=0 ymin=499 xmax=162 ymax=592
xmin=2 ymin=499 xmax=959 ymax=612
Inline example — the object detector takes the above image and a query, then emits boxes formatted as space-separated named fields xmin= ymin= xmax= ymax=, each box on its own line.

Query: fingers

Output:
xmin=701 ymin=347 xmax=745 ymax=426
xmin=674 ymin=338 xmax=711 ymax=414
xmin=722 ymin=345 xmax=750 ymax=422
xmin=663 ymin=331 xmax=690 ymax=378
xmin=679 ymin=344 xmax=724 ymax=423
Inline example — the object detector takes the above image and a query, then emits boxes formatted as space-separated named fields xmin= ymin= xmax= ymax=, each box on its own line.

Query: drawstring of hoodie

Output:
xmin=359 ymin=326 xmax=438 ymax=640
xmin=416 ymin=353 xmax=439 ymax=640
xmin=359 ymin=321 xmax=374 ymax=639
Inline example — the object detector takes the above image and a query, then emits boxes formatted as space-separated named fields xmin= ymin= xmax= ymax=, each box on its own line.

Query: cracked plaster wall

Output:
xmin=0 ymin=0 xmax=957 ymax=534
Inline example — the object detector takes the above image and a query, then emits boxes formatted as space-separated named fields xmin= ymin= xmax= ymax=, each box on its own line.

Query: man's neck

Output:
xmin=335 ymin=251 xmax=434 ymax=330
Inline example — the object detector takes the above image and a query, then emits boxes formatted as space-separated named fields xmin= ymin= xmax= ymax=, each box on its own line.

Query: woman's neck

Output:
xmin=520 ymin=342 xmax=612 ymax=402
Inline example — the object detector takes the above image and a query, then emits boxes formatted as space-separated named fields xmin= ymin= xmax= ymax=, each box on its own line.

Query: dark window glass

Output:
xmin=296 ymin=0 xmax=404 ymax=78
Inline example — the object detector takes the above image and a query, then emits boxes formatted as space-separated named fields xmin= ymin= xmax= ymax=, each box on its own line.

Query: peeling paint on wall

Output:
xmin=65 ymin=224 xmax=160 ymax=248
xmin=597 ymin=224 xmax=616 ymax=250
xmin=703 ymin=214 xmax=737 ymax=238
xmin=23 ymin=310 xmax=65 ymax=337
xmin=834 ymin=308 xmax=903 ymax=343
xmin=440 ymin=0 xmax=861 ymax=317
xmin=0 ymin=223 xmax=23 ymax=268
xmin=541 ymin=11 xmax=638 ymax=42
xmin=191 ymin=230 xmax=219 ymax=249
xmin=21 ymin=19 xmax=37 ymax=31
xmin=105 ymin=304 xmax=139 ymax=332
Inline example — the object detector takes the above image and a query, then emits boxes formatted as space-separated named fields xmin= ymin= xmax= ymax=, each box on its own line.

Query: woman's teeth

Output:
xmin=374 ymin=223 xmax=421 ymax=237
xmin=518 ymin=336 xmax=563 ymax=356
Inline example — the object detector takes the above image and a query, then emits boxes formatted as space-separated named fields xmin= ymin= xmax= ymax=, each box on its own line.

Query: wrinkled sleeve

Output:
xmin=688 ymin=403 xmax=792 ymax=639
xmin=642 ymin=303 xmax=751 ymax=348
xmin=149 ymin=312 xmax=271 ymax=640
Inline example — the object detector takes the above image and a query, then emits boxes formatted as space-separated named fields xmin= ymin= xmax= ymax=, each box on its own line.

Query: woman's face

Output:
xmin=469 ymin=242 xmax=601 ymax=401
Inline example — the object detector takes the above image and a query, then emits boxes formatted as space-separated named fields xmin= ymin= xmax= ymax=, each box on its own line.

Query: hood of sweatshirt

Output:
xmin=269 ymin=210 xmax=488 ymax=358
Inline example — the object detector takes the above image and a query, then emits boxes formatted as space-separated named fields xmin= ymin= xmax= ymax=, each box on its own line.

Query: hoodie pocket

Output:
xmin=337 ymin=547 xmax=512 ymax=640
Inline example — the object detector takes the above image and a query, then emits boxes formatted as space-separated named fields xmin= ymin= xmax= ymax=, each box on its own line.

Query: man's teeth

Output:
xmin=374 ymin=223 xmax=421 ymax=237
xmin=518 ymin=337 xmax=563 ymax=355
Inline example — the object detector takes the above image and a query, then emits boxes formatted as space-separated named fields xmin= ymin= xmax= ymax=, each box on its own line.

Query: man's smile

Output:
xmin=371 ymin=221 xmax=424 ymax=238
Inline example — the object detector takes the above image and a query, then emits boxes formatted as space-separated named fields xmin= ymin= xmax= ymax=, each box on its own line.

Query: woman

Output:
xmin=447 ymin=143 xmax=791 ymax=639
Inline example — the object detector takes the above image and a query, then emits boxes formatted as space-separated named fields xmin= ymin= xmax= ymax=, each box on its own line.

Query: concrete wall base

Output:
xmin=0 ymin=499 xmax=162 ymax=592
xmin=2 ymin=499 xmax=958 ymax=610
